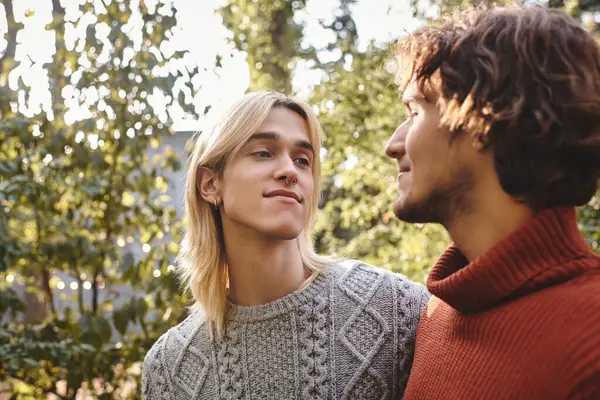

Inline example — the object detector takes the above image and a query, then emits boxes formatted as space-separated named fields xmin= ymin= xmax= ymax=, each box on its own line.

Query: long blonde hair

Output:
xmin=177 ymin=90 xmax=334 ymax=337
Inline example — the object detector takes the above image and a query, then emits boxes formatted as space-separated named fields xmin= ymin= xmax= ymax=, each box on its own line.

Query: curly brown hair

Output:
xmin=394 ymin=6 xmax=600 ymax=210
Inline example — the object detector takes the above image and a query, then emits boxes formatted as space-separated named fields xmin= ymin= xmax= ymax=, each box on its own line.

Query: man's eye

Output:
xmin=296 ymin=157 xmax=311 ymax=166
xmin=253 ymin=151 xmax=271 ymax=158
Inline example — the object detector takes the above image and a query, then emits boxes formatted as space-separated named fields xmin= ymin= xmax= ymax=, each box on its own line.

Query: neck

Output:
xmin=446 ymin=184 xmax=534 ymax=261
xmin=223 ymin=226 xmax=307 ymax=306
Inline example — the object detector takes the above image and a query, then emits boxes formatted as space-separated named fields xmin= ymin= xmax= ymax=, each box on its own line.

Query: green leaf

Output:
xmin=23 ymin=358 xmax=38 ymax=367
xmin=130 ymin=297 xmax=148 ymax=321
xmin=112 ymin=309 xmax=129 ymax=335
xmin=94 ymin=316 xmax=112 ymax=343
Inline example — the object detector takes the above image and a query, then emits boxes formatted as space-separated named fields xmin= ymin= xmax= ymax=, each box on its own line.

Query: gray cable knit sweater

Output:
xmin=142 ymin=260 xmax=429 ymax=399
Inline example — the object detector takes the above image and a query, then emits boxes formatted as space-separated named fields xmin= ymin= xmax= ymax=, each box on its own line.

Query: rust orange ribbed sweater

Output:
xmin=404 ymin=207 xmax=600 ymax=400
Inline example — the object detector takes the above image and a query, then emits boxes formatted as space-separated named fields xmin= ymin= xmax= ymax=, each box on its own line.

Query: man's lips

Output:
xmin=398 ymin=164 xmax=411 ymax=174
xmin=264 ymin=189 xmax=301 ymax=203
xmin=397 ymin=161 xmax=411 ymax=177
xmin=397 ymin=162 xmax=412 ymax=183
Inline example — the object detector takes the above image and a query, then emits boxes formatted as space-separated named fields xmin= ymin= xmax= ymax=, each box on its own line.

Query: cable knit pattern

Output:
xmin=338 ymin=265 xmax=389 ymax=400
xmin=298 ymin=293 xmax=329 ymax=399
xmin=142 ymin=260 xmax=429 ymax=399
xmin=394 ymin=278 xmax=428 ymax=394
xmin=216 ymin=323 xmax=244 ymax=399
xmin=143 ymin=335 xmax=172 ymax=400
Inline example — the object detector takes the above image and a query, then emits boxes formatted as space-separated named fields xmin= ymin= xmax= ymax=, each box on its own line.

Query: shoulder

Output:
xmin=327 ymin=259 xmax=428 ymax=297
xmin=551 ymin=269 xmax=600 ymax=336
xmin=145 ymin=309 xmax=208 ymax=360
xmin=531 ymin=267 xmax=600 ymax=322
xmin=514 ymin=268 xmax=600 ymax=362
xmin=142 ymin=310 xmax=209 ymax=394
xmin=326 ymin=259 xmax=430 ymax=313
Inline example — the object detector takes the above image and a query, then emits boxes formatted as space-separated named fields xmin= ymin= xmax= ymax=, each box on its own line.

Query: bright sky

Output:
xmin=0 ymin=0 xmax=422 ymax=132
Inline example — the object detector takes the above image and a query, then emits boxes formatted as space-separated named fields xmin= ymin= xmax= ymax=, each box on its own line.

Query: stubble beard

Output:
xmin=393 ymin=171 xmax=476 ymax=228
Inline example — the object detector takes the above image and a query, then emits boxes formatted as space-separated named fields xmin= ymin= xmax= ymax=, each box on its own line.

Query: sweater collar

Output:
xmin=427 ymin=207 xmax=596 ymax=313
xmin=225 ymin=270 xmax=327 ymax=323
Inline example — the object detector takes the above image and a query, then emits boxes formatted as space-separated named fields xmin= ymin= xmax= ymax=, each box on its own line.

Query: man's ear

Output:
xmin=472 ymin=132 xmax=488 ymax=151
xmin=197 ymin=166 xmax=220 ymax=204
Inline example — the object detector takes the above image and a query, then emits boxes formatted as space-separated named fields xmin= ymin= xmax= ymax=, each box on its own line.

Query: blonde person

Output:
xmin=142 ymin=90 xmax=428 ymax=399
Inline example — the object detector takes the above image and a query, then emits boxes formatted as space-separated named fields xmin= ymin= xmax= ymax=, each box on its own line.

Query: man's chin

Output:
xmin=392 ymin=175 xmax=474 ymax=226
xmin=264 ymin=225 xmax=303 ymax=241
xmin=392 ymin=199 xmax=413 ymax=222
xmin=393 ymin=198 xmax=438 ymax=224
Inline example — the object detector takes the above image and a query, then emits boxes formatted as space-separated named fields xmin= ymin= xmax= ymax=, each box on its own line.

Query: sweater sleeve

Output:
xmin=393 ymin=274 xmax=431 ymax=397
xmin=142 ymin=333 xmax=171 ymax=399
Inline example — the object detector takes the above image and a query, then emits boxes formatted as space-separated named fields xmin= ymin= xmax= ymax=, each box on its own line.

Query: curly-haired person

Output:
xmin=385 ymin=5 xmax=600 ymax=399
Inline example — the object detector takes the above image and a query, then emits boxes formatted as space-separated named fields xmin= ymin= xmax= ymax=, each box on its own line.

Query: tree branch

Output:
xmin=0 ymin=0 xmax=19 ymax=66
xmin=47 ymin=0 xmax=66 ymax=119
xmin=51 ymin=0 xmax=66 ymax=15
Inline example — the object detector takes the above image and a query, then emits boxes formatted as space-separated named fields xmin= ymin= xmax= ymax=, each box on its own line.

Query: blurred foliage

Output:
xmin=1 ymin=0 xmax=599 ymax=398
xmin=219 ymin=0 xmax=311 ymax=93
xmin=0 ymin=0 xmax=200 ymax=397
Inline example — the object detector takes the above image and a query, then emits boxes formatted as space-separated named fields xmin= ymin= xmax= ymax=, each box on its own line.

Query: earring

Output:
xmin=213 ymin=199 xmax=218 ymax=210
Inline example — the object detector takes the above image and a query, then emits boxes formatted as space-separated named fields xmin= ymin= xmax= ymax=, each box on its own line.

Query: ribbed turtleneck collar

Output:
xmin=427 ymin=207 xmax=597 ymax=313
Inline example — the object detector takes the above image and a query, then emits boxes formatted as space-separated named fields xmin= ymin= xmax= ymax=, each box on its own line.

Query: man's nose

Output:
xmin=275 ymin=155 xmax=299 ymax=183
xmin=385 ymin=122 xmax=408 ymax=159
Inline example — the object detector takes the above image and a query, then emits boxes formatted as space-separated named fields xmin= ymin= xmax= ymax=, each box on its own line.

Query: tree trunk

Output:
xmin=0 ymin=0 xmax=20 ymax=77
